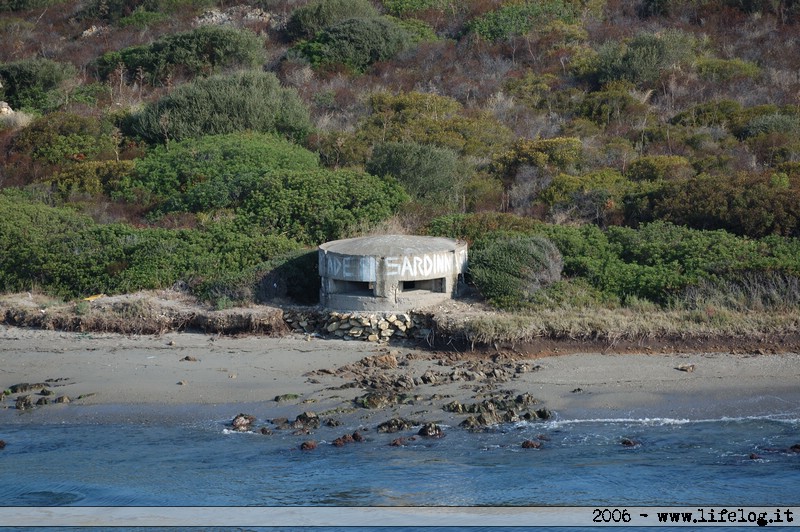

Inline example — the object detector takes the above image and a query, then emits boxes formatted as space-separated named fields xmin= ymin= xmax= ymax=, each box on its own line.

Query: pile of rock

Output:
xmin=284 ymin=310 xmax=434 ymax=343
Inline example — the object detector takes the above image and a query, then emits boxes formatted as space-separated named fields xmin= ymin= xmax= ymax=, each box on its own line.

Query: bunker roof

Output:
xmin=319 ymin=235 xmax=462 ymax=257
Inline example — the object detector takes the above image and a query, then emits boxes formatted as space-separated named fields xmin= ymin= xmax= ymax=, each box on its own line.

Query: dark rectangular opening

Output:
xmin=401 ymin=278 xmax=445 ymax=293
xmin=331 ymin=279 xmax=373 ymax=295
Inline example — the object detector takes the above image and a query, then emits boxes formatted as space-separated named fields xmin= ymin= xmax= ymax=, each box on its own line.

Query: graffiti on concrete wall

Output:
xmin=324 ymin=250 xmax=466 ymax=281
xmin=384 ymin=252 xmax=455 ymax=278
xmin=324 ymin=255 xmax=375 ymax=280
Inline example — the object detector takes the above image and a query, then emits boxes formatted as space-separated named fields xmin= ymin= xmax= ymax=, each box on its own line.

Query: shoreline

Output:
xmin=2 ymin=325 xmax=800 ymax=427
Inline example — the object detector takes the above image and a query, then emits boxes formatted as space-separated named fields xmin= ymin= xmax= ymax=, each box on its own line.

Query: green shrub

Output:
xmin=46 ymin=160 xmax=136 ymax=200
xmin=505 ymin=71 xmax=560 ymax=110
xmin=126 ymin=132 xmax=319 ymax=206
xmin=95 ymin=26 xmax=264 ymax=84
xmin=430 ymin=212 xmax=800 ymax=305
xmin=366 ymin=141 xmax=467 ymax=207
xmin=469 ymin=234 xmax=563 ymax=309
xmin=670 ymin=99 xmax=744 ymax=128
xmin=293 ymin=17 xmax=413 ymax=73
xmin=77 ymin=0 xmax=215 ymax=22
xmin=696 ymin=57 xmax=761 ymax=82
xmin=590 ymin=30 xmax=697 ymax=87
xmin=354 ymin=91 xmax=513 ymax=159
xmin=577 ymin=82 xmax=650 ymax=127
xmin=539 ymin=169 xmax=629 ymax=205
xmin=118 ymin=7 xmax=169 ymax=28
xmin=236 ymin=169 xmax=409 ymax=244
xmin=0 ymin=58 xmax=76 ymax=112
xmin=635 ymin=172 xmax=800 ymax=238
xmin=382 ymin=0 xmax=446 ymax=16
xmin=426 ymin=212 xmax=544 ymax=244
xmin=743 ymin=113 xmax=800 ymax=138
xmin=388 ymin=16 xmax=438 ymax=43
xmin=286 ymin=0 xmax=379 ymax=40
xmin=124 ymin=71 xmax=311 ymax=144
xmin=627 ymin=155 xmax=694 ymax=181
xmin=0 ymin=189 xmax=305 ymax=298
xmin=11 ymin=112 xmax=117 ymax=167
xmin=491 ymin=137 xmax=583 ymax=184
xmin=467 ymin=0 xmax=591 ymax=42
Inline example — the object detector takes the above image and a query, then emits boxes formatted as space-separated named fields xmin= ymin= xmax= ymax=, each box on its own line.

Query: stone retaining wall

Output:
xmin=283 ymin=309 xmax=435 ymax=343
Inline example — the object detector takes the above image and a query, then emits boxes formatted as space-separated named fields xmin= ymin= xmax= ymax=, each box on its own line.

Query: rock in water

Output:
xmin=521 ymin=440 xmax=541 ymax=449
xmin=300 ymin=440 xmax=317 ymax=451
xmin=377 ymin=418 xmax=416 ymax=433
xmin=417 ymin=422 xmax=444 ymax=438
xmin=293 ymin=411 xmax=320 ymax=430
xmin=15 ymin=395 xmax=33 ymax=410
xmin=231 ymin=413 xmax=256 ymax=431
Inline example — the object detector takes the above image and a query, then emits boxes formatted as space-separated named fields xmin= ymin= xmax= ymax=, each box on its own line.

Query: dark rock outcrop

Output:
xmin=377 ymin=418 xmax=417 ymax=433
xmin=417 ymin=422 xmax=445 ymax=438
xmin=292 ymin=411 xmax=320 ymax=430
xmin=15 ymin=395 xmax=33 ymax=410
xmin=231 ymin=413 xmax=256 ymax=431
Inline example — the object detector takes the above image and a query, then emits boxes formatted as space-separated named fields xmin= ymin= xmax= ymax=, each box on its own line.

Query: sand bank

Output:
xmin=1 ymin=325 xmax=799 ymax=425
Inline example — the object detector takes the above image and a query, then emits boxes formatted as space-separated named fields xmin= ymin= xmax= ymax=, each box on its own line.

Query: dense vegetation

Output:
xmin=1 ymin=0 xmax=800 ymax=318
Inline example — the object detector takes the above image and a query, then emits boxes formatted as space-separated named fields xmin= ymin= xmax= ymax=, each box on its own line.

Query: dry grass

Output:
xmin=433 ymin=306 xmax=800 ymax=347
xmin=0 ymin=291 xmax=287 ymax=336
xmin=2 ymin=291 xmax=799 ymax=348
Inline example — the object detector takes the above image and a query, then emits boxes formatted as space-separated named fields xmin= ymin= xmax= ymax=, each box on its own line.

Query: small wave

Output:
xmin=532 ymin=413 xmax=800 ymax=429
xmin=221 ymin=428 xmax=256 ymax=435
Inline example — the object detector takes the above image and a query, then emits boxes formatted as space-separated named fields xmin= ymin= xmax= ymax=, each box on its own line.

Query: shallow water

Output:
xmin=2 ymin=412 xmax=799 ymax=516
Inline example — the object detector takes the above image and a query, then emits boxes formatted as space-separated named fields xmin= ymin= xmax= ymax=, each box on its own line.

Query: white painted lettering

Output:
xmin=385 ymin=256 xmax=400 ymax=276
xmin=413 ymin=256 xmax=423 ymax=276
xmin=342 ymin=257 xmax=352 ymax=278
xmin=422 ymin=255 xmax=433 ymax=276
xmin=401 ymin=256 xmax=414 ymax=277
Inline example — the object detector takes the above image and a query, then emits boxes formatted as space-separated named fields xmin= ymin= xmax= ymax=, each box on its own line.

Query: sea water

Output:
xmin=1 ymin=408 xmax=799 ymax=530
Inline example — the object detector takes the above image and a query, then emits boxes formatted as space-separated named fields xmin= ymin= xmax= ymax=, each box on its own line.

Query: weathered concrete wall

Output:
xmin=318 ymin=235 xmax=467 ymax=312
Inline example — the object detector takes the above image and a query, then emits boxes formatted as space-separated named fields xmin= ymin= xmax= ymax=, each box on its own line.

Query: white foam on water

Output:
xmin=533 ymin=413 xmax=800 ymax=430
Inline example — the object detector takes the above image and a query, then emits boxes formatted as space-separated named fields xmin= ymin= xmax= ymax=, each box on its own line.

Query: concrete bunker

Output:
xmin=319 ymin=235 xmax=468 ymax=312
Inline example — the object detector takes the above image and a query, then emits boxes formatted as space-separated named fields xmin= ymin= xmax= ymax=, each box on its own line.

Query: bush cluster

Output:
xmin=94 ymin=26 xmax=265 ymax=84
xmin=0 ymin=189 xmax=303 ymax=300
xmin=125 ymin=132 xmax=319 ymax=205
xmin=429 ymin=213 xmax=800 ymax=308
xmin=123 ymin=71 xmax=312 ymax=144
xmin=11 ymin=112 xmax=115 ymax=163
xmin=469 ymin=234 xmax=563 ymax=308
xmin=285 ymin=0 xmax=378 ymax=40
xmin=467 ymin=1 xmax=595 ymax=42
xmin=366 ymin=141 xmax=467 ymax=209
xmin=0 ymin=58 xmax=76 ymax=112
xmin=293 ymin=17 xmax=414 ymax=73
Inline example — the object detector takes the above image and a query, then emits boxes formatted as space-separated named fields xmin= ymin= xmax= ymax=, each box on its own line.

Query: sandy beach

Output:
xmin=2 ymin=324 xmax=799 ymax=425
